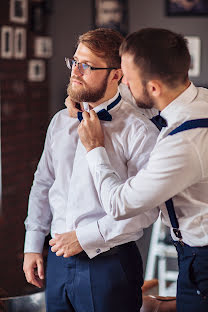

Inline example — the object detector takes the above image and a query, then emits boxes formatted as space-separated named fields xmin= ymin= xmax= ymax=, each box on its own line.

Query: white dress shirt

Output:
xmin=86 ymin=83 xmax=208 ymax=247
xmin=24 ymin=90 xmax=159 ymax=258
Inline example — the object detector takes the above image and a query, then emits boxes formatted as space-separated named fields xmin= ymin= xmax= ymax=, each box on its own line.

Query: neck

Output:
xmin=88 ymin=85 xmax=118 ymax=109
xmin=155 ymin=80 xmax=191 ymax=111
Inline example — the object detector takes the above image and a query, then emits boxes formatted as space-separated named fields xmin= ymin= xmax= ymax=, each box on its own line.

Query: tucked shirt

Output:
xmin=86 ymin=83 xmax=208 ymax=247
xmin=24 ymin=88 xmax=159 ymax=258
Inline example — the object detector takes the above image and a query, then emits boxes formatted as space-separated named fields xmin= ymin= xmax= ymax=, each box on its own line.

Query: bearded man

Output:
xmin=23 ymin=28 xmax=159 ymax=312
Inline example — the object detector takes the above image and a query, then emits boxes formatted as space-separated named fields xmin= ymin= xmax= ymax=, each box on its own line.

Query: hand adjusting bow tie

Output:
xmin=150 ymin=113 xmax=167 ymax=131
xmin=77 ymin=94 xmax=121 ymax=122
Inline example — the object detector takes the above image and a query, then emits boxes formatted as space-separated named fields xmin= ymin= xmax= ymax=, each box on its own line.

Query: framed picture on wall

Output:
xmin=10 ymin=0 xmax=28 ymax=24
xmin=34 ymin=37 xmax=53 ymax=58
xmin=14 ymin=27 xmax=26 ymax=59
xmin=185 ymin=36 xmax=201 ymax=77
xmin=93 ymin=0 xmax=128 ymax=36
xmin=28 ymin=60 xmax=45 ymax=82
xmin=166 ymin=0 xmax=208 ymax=16
xmin=1 ymin=26 xmax=13 ymax=59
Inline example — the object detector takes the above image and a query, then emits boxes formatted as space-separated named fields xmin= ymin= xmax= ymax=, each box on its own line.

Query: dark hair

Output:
xmin=78 ymin=28 xmax=124 ymax=68
xmin=119 ymin=28 xmax=191 ymax=88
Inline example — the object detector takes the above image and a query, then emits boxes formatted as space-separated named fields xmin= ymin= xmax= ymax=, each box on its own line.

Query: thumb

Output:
xmin=37 ymin=260 xmax=44 ymax=280
xmin=90 ymin=110 xmax=98 ymax=119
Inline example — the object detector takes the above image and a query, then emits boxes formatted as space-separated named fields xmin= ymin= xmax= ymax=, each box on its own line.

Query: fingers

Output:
xmin=82 ymin=111 xmax=90 ymax=120
xmin=82 ymin=110 xmax=98 ymax=121
xmin=49 ymin=238 xmax=55 ymax=246
xmin=89 ymin=110 xmax=98 ymax=120
xmin=65 ymin=96 xmax=82 ymax=118
xmin=26 ymin=268 xmax=42 ymax=288
xmin=56 ymin=249 xmax=64 ymax=257
xmin=23 ymin=253 xmax=44 ymax=289
xmin=37 ymin=259 xmax=44 ymax=280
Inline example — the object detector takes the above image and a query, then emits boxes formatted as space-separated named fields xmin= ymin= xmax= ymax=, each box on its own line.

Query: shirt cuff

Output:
xmin=76 ymin=221 xmax=110 ymax=259
xmin=86 ymin=147 xmax=111 ymax=172
xmin=24 ymin=231 xmax=46 ymax=254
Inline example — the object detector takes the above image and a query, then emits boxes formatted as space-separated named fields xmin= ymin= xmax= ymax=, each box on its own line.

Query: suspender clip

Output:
xmin=173 ymin=228 xmax=184 ymax=246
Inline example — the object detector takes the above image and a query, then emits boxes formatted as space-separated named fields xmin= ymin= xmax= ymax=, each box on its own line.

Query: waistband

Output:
xmin=173 ymin=241 xmax=208 ymax=256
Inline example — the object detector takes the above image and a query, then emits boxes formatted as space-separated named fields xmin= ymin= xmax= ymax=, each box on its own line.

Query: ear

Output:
xmin=110 ymin=69 xmax=123 ymax=83
xmin=146 ymin=80 xmax=162 ymax=98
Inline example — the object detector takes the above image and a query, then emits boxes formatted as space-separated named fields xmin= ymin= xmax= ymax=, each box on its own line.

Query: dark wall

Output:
xmin=129 ymin=0 xmax=208 ymax=87
xmin=0 ymin=0 xmax=50 ymax=297
xmin=49 ymin=0 xmax=93 ymax=115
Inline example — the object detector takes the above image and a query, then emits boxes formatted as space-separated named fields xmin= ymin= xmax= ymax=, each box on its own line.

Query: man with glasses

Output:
xmin=23 ymin=28 xmax=159 ymax=312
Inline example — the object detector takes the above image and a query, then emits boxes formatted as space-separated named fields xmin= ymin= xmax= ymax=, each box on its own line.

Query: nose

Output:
xmin=72 ymin=63 xmax=82 ymax=76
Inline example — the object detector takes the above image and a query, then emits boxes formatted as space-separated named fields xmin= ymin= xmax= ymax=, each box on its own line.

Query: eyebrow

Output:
xmin=73 ymin=55 xmax=96 ymax=66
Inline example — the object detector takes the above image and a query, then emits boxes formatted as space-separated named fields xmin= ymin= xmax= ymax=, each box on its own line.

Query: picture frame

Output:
xmin=166 ymin=0 xmax=208 ymax=16
xmin=28 ymin=60 xmax=45 ymax=82
xmin=31 ymin=2 xmax=44 ymax=33
xmin=185 ymin=36 xmax=201 ymax=77
xmin=10 ymin=0 xmax=28 ymax=24
xmin=93 ymin=0 xmax=128 ymax=36
xmin=1 ymin=26 xmax=13 ymax=59
xmin=34 ymin=36 xmax=53 ymax=58
xmin=14 ymin=27 xmax=26 ymax=59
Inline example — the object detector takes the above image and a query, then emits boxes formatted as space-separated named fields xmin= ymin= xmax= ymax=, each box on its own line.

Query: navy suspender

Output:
xmin=165 ymin=118 xmax=208 ymax=242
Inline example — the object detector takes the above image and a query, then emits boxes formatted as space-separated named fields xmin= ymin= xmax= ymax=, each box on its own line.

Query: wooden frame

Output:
xmin=1 ymin=26 xmax=13 ymax=59
xmin=10 ymin=0 xmax=28 ymax=24
xmin=166 ymin=0 xmax=208 ymax=16
xmin=14 ymin=27 xmax=26 ymax=59
xmin=93 ymin=0 xmax=128 ymax=36
xmin=34 ymin=36 xmax=52 ymax=58
xmin=28 ymin=60 xmax=45 ymax=82
xmin=185 ymin=36 xmax=201 ymax=77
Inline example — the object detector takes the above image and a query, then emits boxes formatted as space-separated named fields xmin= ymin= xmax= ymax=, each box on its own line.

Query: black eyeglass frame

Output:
xmin=65 ymin=57 xmax=117 ymax=74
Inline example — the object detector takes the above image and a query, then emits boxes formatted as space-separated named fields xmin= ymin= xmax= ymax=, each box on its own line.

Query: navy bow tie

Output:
xmin=150 ymin=114 xmax=167 ymax=131
xmin=78 ymin=109 xmax=112 ymax=122
xmin=77 ymin=93 xmax=121 ymax=122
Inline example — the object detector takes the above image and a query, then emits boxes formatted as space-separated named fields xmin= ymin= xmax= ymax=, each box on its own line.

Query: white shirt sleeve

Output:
xmin=86 ymin=134 xmax=202 ymax=220
xmin=24 ymin=121 xmax=55 ymax=253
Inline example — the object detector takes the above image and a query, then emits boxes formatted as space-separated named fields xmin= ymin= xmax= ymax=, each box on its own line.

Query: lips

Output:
xmin=72 ymin=79 xmax=82 ymax=85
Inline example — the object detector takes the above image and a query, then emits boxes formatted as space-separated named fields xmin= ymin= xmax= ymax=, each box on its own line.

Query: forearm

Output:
xmin=76 ymin=207 xmax=159 ymax=259
xmin=86 ymin=139 xmax=201 ymax=219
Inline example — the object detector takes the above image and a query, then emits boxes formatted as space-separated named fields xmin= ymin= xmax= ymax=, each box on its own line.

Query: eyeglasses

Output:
xmin=65 ymin=57 xmax=117 ymax=75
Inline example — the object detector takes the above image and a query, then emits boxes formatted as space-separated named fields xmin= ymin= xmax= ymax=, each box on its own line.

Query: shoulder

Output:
xmin=47 ymin=108 xmax=79 ymax=135
xmin=118 ymin=99 xmax=159 ymax=135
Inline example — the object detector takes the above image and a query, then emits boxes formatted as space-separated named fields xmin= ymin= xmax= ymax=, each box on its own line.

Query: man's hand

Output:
xmin=49 ymin=231 xmax=83 ymax=258
xmin=23 ymin=253 xmax=44 ymax=288
xmin=65 ymin=96 xmax=83 ymax=118
xmin=78 ymin=110 xmax=104 ymax=152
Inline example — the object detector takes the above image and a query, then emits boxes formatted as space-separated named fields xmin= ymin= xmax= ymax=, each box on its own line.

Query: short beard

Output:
xmin=67 ymin=71 xmax=110 ymax=103
xmin=136 ymin=84 xmax=155 ymax=109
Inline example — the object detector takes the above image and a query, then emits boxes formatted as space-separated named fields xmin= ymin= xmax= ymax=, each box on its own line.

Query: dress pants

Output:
xmin=45 ymin=242 xmax=143 ymax=312
xmin=175 ymin=242 xmax=208 ymax=312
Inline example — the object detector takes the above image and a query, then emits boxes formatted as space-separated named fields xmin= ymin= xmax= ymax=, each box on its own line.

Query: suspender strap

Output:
xmin=165 ymin=118 xmax=208 ymax=241
xmin=168 ymin=118 xmax=208 ymax=136
xmin=165 ymin=199 xmax=182 ymax=239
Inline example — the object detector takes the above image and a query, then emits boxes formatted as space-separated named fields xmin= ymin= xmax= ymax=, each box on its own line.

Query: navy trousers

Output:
xmin=175 ymin=242 xmax=208 ymax=312
xmin=45 ymin=242 xmax=143 ymax=312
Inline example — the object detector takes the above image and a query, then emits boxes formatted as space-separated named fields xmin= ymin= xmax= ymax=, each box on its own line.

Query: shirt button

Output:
xmin=96 ymin=248 xmax=101 ymax=254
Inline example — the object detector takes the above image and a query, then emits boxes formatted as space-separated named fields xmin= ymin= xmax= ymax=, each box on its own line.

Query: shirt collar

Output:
xmin=160 ymin=82 xmax=198 ymax=126
xmin=83 ymin=90 xmax=120 ymax=114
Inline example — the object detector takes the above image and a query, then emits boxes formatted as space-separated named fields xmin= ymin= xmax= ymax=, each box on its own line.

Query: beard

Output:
xmin=135 ymin=85 xmax=155 ymax=109
xmin=67 ymin=72 xmax=110 ymax=103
